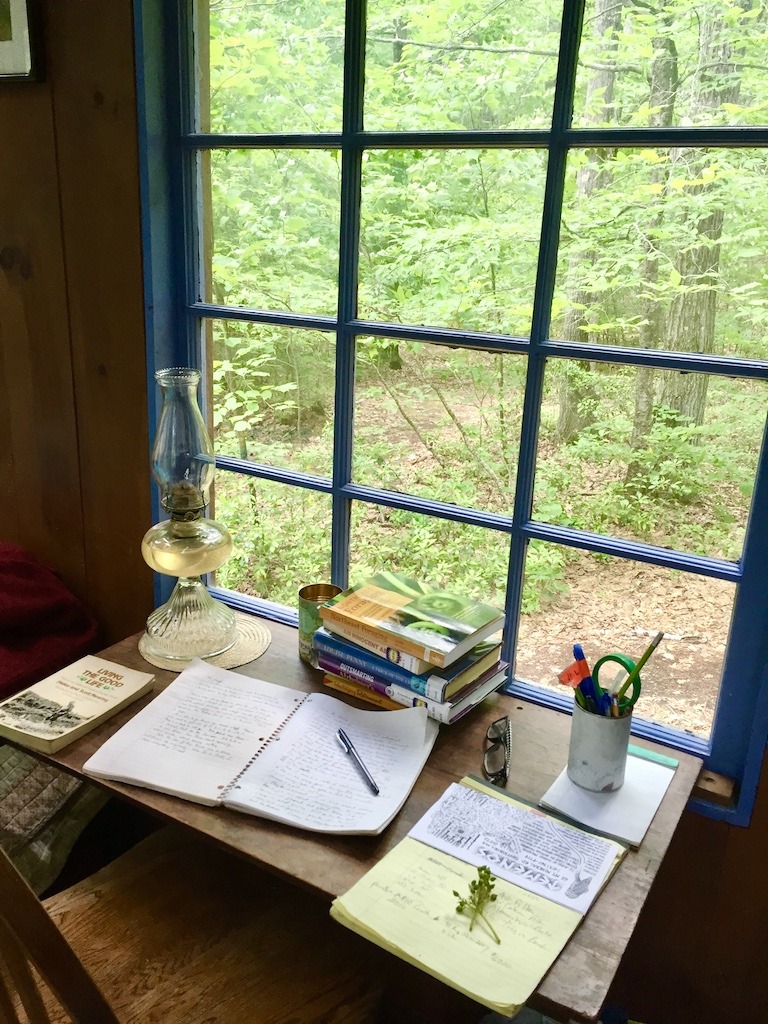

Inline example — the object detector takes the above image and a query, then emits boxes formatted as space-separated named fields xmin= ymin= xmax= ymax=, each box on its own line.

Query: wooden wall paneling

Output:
xmin=0 ymin=282 xmax=21 ymax=539
xmin=47 ymin=0 xmax=153 ymax=642
xmin=608 ymin=806 xmax=729 ymax=1022
xmin=0 ymin=84 xmax=86 ymax=594
xmin=703 ymin=747 xmax=768 ymax=1022
xmin=607 ymin=750 xmax=768 ymax=1023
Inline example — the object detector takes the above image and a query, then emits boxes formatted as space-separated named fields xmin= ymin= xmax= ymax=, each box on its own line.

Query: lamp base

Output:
xmin=141 ymin=576 xmax=238 ymax=662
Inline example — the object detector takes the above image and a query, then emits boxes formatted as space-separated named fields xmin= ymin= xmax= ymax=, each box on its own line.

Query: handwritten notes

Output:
xmin=229 ymin=692 xmax=438 ymax=833
xmin=84 ymin=660 xmax=438 ymax=834
xmin=409 ymin=782 xmax=622 ymax=914
xmin=331 ymin=777 xmax=629 ymax=1013
xmin=84 ymin=661 xmax=299 ymax=803
xmin=331 ymin=836 xmax=581 ymax=1017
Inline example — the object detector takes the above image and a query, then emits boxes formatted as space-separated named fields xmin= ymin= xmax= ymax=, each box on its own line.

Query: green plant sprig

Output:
xmin=453 ymin=865 xmax=501 ymax=944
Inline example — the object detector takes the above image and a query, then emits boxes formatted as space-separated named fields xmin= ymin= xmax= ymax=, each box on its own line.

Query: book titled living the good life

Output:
xmin=83 ymin=659 xmax=439 ymax=835
xmin=0 ymin=656 xmax=155 ymax=754
xmin=319 ymin=571 xmax=505 ymax=670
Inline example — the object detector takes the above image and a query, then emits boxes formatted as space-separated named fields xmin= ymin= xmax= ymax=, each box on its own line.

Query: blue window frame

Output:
xmin=134 ymin=0 xmax=768 ymax=825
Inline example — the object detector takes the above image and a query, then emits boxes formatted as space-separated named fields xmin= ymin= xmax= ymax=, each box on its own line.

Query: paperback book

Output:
xmin=0 ymin=656 xmax=155 ymax=754
xmin=319 ymin=571 xmax=505 ymax=670
xmin=318 ymin=618 xmax=436 ymax=674
xmin=322 ymin=674 xmax=402 ymax=711
xmin=321 ymin=660 xmax=508 ymax=724
xmin=312 ymin=626 xmax=501 ymax=702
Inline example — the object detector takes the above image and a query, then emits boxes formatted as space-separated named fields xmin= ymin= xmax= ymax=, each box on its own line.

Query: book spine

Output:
xmin=383 ymin=684 xmax=453 ymax=724
xmin=321 ymin=673 xmax=401 ymax=711
xmin=313 ymin=634 xmax=448 ymax=701
xmin=319 ymin=660 xmax=454 ymax=724
xmin=320 ymin=606 xmax=447 ymax=668
xmin=318 ymin=620 xmax=433 ymax=674
xmin=316 ymin=653 xmax=431 ymax=701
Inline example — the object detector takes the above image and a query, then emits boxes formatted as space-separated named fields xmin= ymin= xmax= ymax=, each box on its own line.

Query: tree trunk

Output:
xmin=626 ymin=30 xmax=677 ymax=476
xmin=556 ymin=0 xmax=622 ymax=443
xmin=658 ymin=9 xmax=745 ymax=426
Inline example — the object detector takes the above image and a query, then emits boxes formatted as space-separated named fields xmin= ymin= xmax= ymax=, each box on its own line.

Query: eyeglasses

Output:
xmin=482 ymin=715 xmax=511 ymax=787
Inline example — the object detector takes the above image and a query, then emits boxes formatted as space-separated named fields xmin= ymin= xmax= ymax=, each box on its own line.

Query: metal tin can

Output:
xmin=298 ymin=583 xmax=342 ymax=665
xmin=567 ymin=700 xmax=632 ymax=792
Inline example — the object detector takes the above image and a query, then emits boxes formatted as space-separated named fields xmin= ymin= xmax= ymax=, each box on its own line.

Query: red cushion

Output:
xmin=0 ymin=543 xmax=99 ymax=699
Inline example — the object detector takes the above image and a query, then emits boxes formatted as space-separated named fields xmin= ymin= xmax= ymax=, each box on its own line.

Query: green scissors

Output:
xmin=593 ymin=653 xmax=640 ymax=716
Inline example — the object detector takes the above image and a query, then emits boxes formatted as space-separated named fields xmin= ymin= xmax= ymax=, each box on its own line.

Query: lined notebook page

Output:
xmin=84 ymin=660 xmax=301 ymax=804
xmin=225 ymin=695 xmax=438 ymax=834
xmin=331 ymin=837 xmax=581 ymax=1017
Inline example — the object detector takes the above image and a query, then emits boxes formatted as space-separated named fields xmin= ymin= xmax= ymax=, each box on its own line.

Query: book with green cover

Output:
xmin=319 ymin=572 xmax=504 ymax=670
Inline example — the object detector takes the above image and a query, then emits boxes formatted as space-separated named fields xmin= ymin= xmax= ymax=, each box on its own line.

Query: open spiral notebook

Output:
xmin=83 ymin=659 xmax=438 ymax=835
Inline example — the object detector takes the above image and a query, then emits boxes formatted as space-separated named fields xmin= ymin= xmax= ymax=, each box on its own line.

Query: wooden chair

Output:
xmin=0 ymin=825 xmax=385 ymax=1023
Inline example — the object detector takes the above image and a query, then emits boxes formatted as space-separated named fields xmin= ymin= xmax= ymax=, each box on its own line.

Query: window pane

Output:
xmin=554 ymin=148 xmax=768 ymax=359
xmin=214 ymin=475 xmax=332 ymax=605
xmin=359 ymin=149 xmax=547 ymax=334
xmin=516 ymin=542 xmax=735 ymax=739
xmin=575 ymin=0 xmax=768 ymax=129
xmin=354 ymin=341 xmax=525 ymax=512
xmin=535 ymin=360 xmax=766 ymax=561
xmin=210 ymin=320 xmax=335 ymax=477
xmin=350 ymin=504 xmax=510 ymax=608
xmin=202 ymin=0 xmax=345 ymax=134
xmin=365 ymin=0 xmax=563 ymax=131
xmin=205 ymin=149 xmax=340 ymax=315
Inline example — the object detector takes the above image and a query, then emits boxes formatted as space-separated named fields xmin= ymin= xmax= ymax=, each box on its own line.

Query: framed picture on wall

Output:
xmin=0 ymin=0 xmax=42 ymax=82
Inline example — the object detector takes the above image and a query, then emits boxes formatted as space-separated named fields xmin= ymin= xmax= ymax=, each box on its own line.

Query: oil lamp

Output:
xmin=140 ymin=367 xmax=237 ymax=661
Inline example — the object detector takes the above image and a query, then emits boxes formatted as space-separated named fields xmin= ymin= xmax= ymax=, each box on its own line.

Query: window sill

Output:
xmin=693 ymin=768 xmax=737 ymax=810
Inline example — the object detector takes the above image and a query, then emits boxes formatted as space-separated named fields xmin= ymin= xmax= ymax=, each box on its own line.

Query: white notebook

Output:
xmin=84 ymin=659 xmax=438 ymax=835
xmin=539 ymin=750 xmax=676 ymax=847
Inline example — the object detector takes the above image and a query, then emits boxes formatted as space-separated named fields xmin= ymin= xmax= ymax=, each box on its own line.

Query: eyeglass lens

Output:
xmin=483 ymin=716 xmax=510 ymax=782
xmin=486 ymin=717 xmax=508 ymax=743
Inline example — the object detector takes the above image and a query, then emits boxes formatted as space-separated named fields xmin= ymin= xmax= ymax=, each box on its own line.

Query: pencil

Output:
xmin=617 ymin=631 xmax=664 ymax=701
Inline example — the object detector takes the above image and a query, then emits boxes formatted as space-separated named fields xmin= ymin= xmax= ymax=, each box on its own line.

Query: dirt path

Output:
xmin=516 ymin=557 xmax=730 ymax=738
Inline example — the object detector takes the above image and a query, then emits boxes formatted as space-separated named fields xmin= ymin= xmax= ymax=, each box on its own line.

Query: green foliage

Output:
xmin=454 ymin=865 xmax=501 ymax=944
xmin=215 ymin=478 xmax=333 ymax=602
xmin=202 ymin=0 xmax=765 ymax=611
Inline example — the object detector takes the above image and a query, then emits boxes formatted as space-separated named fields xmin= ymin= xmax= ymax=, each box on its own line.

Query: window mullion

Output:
xmin=504 ymin=0 xmax=587 ymax=676
xmin=331 ymin=0 xmax=367 ymax=588
xmin=709 ymin=427 xmax=768 ymax=783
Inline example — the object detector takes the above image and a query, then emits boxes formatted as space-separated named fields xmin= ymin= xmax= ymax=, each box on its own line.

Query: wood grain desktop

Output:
xmin=18 ymin=618 xmax=702 ymax=1024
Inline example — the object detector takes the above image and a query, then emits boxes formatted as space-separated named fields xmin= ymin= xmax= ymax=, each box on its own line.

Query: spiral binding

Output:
xmin=219 ymin=692 xmax=313 ymax=799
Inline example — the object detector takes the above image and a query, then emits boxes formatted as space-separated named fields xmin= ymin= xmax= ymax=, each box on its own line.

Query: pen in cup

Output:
xmin=337 ymin=728 xmax=379 ymax=796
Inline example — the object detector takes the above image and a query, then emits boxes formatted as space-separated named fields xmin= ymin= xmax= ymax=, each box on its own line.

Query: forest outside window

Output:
xmin=137 ymin=0 xmax=768 ymax=823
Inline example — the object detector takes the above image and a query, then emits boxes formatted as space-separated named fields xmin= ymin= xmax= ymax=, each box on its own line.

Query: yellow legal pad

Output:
xmin=330 ymin=777 xmax=626 ymax=1016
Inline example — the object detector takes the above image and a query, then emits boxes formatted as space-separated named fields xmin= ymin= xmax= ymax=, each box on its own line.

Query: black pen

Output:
xmin=337 ymin=728 xmax=379 ymax=796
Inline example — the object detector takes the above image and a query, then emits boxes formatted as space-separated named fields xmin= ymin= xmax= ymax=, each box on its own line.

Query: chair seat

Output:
xmin=34 ymin=825 xmax=385 ymax=1023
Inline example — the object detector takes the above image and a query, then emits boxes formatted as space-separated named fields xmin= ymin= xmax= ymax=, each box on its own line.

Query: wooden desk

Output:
xmin=32 ymin=621 xmax=701 ymax=1023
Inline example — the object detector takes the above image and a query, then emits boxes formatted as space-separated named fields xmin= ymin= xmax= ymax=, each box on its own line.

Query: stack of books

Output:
xmin=313 ymin=571 xmax=508 ymax=724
